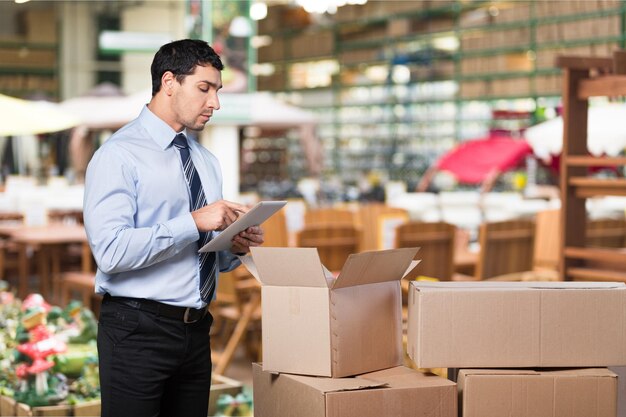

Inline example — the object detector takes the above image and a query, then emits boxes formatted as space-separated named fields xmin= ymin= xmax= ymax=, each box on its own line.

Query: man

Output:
xmin=83 ymin=39 xmax=264 ymax=417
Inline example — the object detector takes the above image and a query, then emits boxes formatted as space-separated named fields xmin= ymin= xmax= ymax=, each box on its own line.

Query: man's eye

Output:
xmin=199 ymin=88 xmax=208 ymax=93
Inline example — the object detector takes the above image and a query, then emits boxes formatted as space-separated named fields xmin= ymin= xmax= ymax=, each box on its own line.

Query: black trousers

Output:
xmin=98 ymin=296 xmax=213 ymax=417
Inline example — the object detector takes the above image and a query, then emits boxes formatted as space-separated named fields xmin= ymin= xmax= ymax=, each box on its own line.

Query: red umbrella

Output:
xmin=436 ymin=136 xmax=533 ymax=184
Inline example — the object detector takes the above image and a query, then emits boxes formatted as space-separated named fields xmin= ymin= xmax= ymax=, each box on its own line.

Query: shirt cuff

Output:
xmin=163 ymin=213 xmax=199 ymax=249
xmin=219 ymin=250 xmax=242 ymax=272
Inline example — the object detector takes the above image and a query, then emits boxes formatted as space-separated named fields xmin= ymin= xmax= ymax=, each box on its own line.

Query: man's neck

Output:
xmin=147 ymin=95 xmax=181 ymax=132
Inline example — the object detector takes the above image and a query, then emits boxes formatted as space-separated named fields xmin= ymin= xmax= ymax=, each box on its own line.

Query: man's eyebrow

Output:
xmin=198 ymin=80 xmax=223 ymax=90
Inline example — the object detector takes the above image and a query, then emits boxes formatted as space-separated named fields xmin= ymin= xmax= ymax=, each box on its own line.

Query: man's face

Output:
xmin=171 ymin=64 xmax=222 ymax=131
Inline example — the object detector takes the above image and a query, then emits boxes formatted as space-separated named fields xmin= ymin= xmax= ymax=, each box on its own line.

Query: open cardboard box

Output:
xmin=253 ymin=363 xmax=456 ymax=417
xmin=241 ymin=247 xmax=419 ymax=377
xmin=407 ymin=281 xmax=626 ymax=368
xmin=458 ymin=368 xmax=617 ymax=417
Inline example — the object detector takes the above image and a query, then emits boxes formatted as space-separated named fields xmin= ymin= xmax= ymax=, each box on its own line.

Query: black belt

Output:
xmin=105 ymin=294 xmax=208 ymax=324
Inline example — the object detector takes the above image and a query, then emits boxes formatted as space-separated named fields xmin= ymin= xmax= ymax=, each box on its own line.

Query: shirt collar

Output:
xmin=138 ymin=105 xmax=181 ymax=151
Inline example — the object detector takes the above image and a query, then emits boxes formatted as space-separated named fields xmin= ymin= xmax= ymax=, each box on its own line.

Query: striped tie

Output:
xmin=173 ymin=133 xmax=216 ymax=303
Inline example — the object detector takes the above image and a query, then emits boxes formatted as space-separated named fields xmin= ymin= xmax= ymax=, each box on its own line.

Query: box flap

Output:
xmin=249 ymin=247 xmax=328 ymax=287
xmin=252 ymin=363 xmax=327 ymax=417
xmin=361 ymin=366 xmax=415 ymax=379
xmin=402 ymin=259 xmax=422 ymax=281
xmin=548 ymin=368 xmax=618 ymax=378
xmin=325 ymin=366 xmax=457 ymax=417
xmin=362 ymin=366 xmax=456 ymax=389
xmin=459 ymin=369 xmax=540 ymax=377
xmin=284 ymin=373 xmax=387 ymax=393
xmin=411 ymin=281 xmax=626 ymax=291
xmin=332 ymin=248 xmax=418 ymax=289
xmin=239 ymin=254 xmax=261 ymax=282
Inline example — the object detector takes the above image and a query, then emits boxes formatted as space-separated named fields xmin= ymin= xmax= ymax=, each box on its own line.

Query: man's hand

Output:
xmin=191 ymin=200 xmax=248 ymax=232
xmin=231 ymin=226 xmax=264 ymax=254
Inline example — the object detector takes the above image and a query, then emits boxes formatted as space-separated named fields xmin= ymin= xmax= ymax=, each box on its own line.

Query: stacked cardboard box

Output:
xmin=406 ymin=281 xmax=626 ymax=417
xmin=244 ymin=247 xmax=457 ymax=417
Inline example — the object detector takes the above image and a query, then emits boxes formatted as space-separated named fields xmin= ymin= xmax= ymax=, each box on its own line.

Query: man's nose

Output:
xmin=208 ymin=93 xmax=220 ymax=110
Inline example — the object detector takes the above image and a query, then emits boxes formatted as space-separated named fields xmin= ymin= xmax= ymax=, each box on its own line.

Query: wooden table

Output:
xmin=2 ymin=224 xmax=90 ymax=300
xmin=0 ymin=212 xmax=23 ymax=222
xmin=453 ymin=228 xmax=479 ymax=276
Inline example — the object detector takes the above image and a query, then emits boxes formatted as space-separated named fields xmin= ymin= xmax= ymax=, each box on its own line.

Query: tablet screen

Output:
xmin=199 ymin=200 xmax=287 ymax=253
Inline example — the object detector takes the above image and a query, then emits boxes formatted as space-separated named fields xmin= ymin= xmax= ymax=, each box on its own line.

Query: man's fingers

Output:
xmin=237 ymin=228 xmax=264 ymax=244
xmin=246 ymin=232 xmax=264 ymax=244
xmin=223 ymin=200 xmax=249 ymax=214
xmin=246 ymin=226 xmax=262 ymax=234
xmin=224 ymin=210 xmax=238 ymax=225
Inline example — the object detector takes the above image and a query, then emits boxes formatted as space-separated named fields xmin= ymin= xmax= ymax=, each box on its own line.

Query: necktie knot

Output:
xmin=172 ymin=133 xmax=188 ymax=149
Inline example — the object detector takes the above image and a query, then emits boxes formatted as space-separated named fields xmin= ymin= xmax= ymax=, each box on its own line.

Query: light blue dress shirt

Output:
xmin=84 ymin=105 xmax=240 ymax=308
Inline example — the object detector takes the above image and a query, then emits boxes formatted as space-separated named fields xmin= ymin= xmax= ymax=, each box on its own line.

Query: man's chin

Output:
xmin=189 ymin=123 xmax=207 ymax=132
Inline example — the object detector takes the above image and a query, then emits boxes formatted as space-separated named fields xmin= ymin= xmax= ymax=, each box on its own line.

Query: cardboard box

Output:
xmin=242 ymin=247 xmax=419 ymax=377
xmin=407 ymin=281 xmax=626 ymax=368
xmin=252 ymin=363 xmax=456 ymax=417
xmin=459 ymin=368 xmax=617 ymax=417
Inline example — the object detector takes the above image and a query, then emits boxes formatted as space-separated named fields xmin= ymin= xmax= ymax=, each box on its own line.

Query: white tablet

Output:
xmin=198 ymin=200 xmax=287 ymax=253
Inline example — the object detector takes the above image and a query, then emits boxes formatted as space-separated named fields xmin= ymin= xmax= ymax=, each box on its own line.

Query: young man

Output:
xmin=84 ymin=39 xmax=264 ymax=417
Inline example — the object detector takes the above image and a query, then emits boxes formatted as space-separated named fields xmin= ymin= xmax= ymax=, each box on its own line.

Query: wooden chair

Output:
xmin=395 ymin=221 xmax=457 ymax=281
xmin=484 ymin=210 xmax=561 ymax=282
xmin=304 ymin=208 xmax=356 ymax=227
xmin=210 ymin=266 xmax=262 ymax=376
xmin=59 ymin=242 xmax=101 ymax=314
xmin=476 ymin=219 xmax=535 ymax=280
xmin=48 ymin=209 xmax=84 ymax=225
xmin=296 ymin=224 xmax=360 ymax=271
xmin=509 ymin=212 xmax=625 ymax=282
xmin=357 ymin=203 xmax=408 ymax=251
xmin=533 ymin=209 xmax=561 ymax=272
xmin=489 ymin=214 xmax=626 ymax=281
xmin=587 ymin=218 xmax=626 ymax=248
xmin=0 ymin=213 xmax=24 ymax=285
xmin=60 ymin=271 xmax=102 ymax=317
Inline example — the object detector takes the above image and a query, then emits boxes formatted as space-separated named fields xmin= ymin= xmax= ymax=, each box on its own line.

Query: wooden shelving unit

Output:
xmin=557 ymin=51 xmax=626 ymax=281
xmin=257 ymin=1 xmax=626 ymax=187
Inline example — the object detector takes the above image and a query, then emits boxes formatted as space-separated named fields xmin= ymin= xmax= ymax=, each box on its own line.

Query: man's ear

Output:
xmin=161 ymin=71 xmax=175 ymax=95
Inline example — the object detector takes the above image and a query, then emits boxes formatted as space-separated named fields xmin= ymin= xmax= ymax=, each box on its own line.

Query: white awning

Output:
xmin=0 ymin=94 xmax=79 ymax=136
xmin=525 ymin=104 xmax=626 ymax=159
xmin=60 ymin=91 xmax=317 ymax=129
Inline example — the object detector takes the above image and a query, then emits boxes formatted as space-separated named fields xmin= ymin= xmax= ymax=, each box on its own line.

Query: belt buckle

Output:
xmin=183 ymin=307 xmax=207 ymax=324
xmin=183 ymin=307 xmax=202 ymax=324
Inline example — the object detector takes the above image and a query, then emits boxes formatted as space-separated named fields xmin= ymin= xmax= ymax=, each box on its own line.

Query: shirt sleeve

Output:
xmin=218 ymin=250 xmax=242 ymax=273
xmin=84 ymin=143 xmax=199 ymax=275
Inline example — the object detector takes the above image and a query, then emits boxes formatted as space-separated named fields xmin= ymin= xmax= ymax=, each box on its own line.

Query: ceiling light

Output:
xmin=229 ymin=16 xmax=253 ymax=37
xmin=296 ymin=0 xmax=367 ymax=14
xmin=392 ymin=65 xmax=411 ymax=84
xmin=250 ymin=2 xmax=268 ymax=21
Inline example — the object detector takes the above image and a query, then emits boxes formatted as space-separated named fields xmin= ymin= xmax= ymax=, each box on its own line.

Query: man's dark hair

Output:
xmin=151 ymin=39 xmax=224 ymax=96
